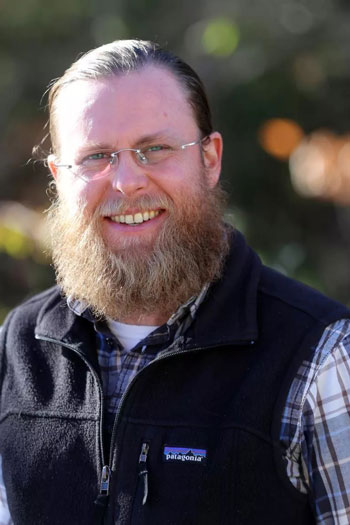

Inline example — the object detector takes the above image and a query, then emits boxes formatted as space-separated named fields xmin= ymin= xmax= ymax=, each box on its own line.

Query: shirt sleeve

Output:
xmin=302 ymin=321 xmax=350 ymax=524
xmin=0 ymin=457 xmax=13 ymax=525
xmin=281 ymin=319 xmax=350 ymax=524
xmin=0 ymin=325 xmax=13 ymax=525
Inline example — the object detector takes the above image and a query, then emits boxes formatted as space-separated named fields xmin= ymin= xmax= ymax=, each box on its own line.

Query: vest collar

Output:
xmin=187 ymin=229 xmax=261 ymax=348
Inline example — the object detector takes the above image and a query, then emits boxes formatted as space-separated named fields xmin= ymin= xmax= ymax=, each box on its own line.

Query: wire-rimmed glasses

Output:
xmin=53 ymin=135 xmax=210 ymax=182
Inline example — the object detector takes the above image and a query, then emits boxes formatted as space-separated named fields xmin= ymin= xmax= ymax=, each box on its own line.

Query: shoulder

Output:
xmin=305 ymin=318 xmax=350 ymax=407
xmin=258 ymin=265 xmax=349 ymax=326
xmin=0 ymin=287 xmax=63 ymax=387
xmin=224 ymin=229 xmax=349 ymax=327
xmin=0 ymin=286 xmax=63 ymax=342
xmin=286 ymin=318 xmax=350 ymax=419
xmin=3 ymin=285 xmax=62 ymax=319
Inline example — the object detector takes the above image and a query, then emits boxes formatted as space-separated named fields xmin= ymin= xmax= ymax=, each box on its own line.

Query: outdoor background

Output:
xmin=1 ymin=0 xmax=350 ymax=323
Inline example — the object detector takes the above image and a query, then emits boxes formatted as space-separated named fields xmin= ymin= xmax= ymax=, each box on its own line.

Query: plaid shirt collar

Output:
xmin=67 ymin=283 xmax=210 ymax=351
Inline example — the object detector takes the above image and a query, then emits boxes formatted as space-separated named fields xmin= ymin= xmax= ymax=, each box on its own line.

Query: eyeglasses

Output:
xmin=54 ymin=136 xmax=210 ymax=182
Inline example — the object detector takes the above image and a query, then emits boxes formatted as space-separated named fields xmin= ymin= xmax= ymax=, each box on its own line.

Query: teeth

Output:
xmin=110 ymin=210 xmax=160 ymax=225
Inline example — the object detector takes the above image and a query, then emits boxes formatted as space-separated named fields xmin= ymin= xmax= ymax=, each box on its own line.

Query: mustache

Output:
xmin=95 ymin=194 xmax=174 ymax=216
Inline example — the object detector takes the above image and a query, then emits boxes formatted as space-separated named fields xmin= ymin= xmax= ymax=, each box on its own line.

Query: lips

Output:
xmin=109 ymin=209 xmax=162 ymax=225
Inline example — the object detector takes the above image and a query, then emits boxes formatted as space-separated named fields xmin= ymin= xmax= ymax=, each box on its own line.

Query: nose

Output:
xmin=110 ymin=153 xmax=149 ymax=196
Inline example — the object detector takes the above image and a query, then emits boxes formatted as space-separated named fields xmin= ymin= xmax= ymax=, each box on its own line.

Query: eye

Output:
xmin=79 ymin=152 xmax=112 ymax=178
xmin=140 ymin=144 xmax=173 ymax=165
xmin=83 ymin=152 xmax=110 ymax=163
xmin=145 ymin=145 xmax=169 ymax=152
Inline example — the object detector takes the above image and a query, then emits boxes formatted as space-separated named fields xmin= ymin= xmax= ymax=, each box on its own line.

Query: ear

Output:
xmin=47 ymin=154 xmax=59 ymax=180
xmin=202 ymin=131 xmax=223 ymax=188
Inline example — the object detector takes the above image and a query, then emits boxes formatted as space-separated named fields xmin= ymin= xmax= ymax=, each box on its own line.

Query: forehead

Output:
xmin=54 ymin=66 xmax=198 ymax=154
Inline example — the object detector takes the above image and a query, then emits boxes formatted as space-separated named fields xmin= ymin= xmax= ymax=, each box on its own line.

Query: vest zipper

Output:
xmin=34 ymin=335 xmax=108 ymax=503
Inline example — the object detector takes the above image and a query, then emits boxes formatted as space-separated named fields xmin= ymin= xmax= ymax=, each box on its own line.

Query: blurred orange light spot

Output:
xmin=259 ymin=119 xmax=304 ymax=160
xmin=289 ymin=131 xmax=350 ymax=204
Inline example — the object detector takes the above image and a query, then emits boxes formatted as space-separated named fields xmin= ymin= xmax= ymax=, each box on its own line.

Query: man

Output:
xmin=0 ymin=39 xmax=350 ymax=525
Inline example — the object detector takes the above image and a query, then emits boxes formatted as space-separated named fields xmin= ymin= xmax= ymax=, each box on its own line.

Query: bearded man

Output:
xmin=1 ymin=40 xmax=350 ymax=525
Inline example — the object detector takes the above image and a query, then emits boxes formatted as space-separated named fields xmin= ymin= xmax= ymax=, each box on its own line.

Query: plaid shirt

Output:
xmin=91 ymin=285 xmax=209 ymax=435
xmin=281 ymin=318 xmax=350 ymax=523
xmin=1 ymin=307 xmax=350 ymax=524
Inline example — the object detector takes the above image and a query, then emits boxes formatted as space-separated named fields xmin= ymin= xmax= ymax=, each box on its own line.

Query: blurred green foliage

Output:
xmin=1 ymin=0 xmax=350 ymax=323
xmin=202 ymin=18 xmax=240 ymax=57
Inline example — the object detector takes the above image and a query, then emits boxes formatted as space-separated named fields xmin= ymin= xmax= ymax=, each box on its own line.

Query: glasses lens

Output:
xmin=79 ymin=155 xmax=113 ymax=180
xmin=135 ymin=150 xmax=148 ymax=164
xmin=139 ymin=146 xmax=173 ymax=165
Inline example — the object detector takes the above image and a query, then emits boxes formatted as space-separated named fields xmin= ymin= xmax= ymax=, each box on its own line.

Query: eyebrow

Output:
xmin=76 ymin=143 xmax=114 ymax=156
xmin=134 ymin=131 xmax=177 ymax=145
xmin=77 ymin=131 xmax=179 ymax=154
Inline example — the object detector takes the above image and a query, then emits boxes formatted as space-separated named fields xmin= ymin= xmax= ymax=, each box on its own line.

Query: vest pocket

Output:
xmin=117 ymin=425 xmax=234 ymax=525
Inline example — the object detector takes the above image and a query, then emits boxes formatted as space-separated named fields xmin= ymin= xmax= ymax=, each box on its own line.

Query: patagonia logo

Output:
xmin=163 ymin=446 xmax=207 ymax=465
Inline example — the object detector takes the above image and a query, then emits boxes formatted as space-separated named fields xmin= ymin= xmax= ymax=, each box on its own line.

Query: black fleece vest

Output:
xmin=1 ymin=231 xmax=349 ymax=524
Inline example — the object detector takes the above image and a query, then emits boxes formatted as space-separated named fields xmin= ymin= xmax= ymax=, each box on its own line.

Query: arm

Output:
xmin=0 ymin=456 xmax=12 ymax=525
xmin=282 ymin=319 xmax=350 ymax=523
xmin=0 ymin=326 xmax=13 ymax=525
xmin=302 ymin=323 xmax=350 ymax=523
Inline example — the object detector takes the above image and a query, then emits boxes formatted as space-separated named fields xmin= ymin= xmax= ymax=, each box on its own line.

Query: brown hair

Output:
xmin=48 ymin=39 xmax=213 ymax=154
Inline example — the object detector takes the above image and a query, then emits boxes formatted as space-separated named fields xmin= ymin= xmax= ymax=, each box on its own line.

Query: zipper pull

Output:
xmin=94 ymin=466 xmax=111 ymax=517
xmin=139 ymin=442 xmax=149 ymax=463
xmin=100 ymin=465 xmax=111 ymax=495
xmin=139 ymin=443 xmax=149 ymax=505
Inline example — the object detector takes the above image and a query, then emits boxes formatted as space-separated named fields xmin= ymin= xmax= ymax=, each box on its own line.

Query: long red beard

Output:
xmin=47 ymin=178 xmax=229 ymax=322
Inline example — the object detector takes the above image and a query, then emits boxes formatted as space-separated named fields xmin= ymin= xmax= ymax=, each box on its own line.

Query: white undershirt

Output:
xmin=107 ymin=319 xmax=159 ymax=351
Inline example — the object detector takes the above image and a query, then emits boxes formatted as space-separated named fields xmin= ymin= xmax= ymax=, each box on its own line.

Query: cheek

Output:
xmin=163 ymin=164 xmax=206 ymax=202
xmin=56 ymin=177 xmax=95 ymax=217
xmin=154 ymin=163 xmax=197 ymax=200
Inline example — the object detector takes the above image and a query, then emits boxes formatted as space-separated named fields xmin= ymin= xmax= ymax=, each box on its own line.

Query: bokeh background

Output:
xmin=1 ymin=0 xmax=350 ymax=323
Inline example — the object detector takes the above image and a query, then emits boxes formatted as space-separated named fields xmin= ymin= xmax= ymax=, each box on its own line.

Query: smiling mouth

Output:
xmin=108 ymin=209 xmax=164 ymax=225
